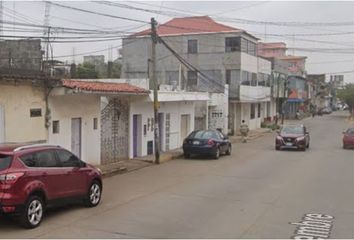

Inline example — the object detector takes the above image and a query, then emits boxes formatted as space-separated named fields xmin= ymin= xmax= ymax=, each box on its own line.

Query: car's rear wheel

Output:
xmin=213 ymin=147 xmax=220 ymax=159
xmin=85 ymin=180 xmax=102 ymax=207
xmin=20 ymin=195 xmax=44 ymax=229
xmin=275 ymin=146 xmax=280 ymax=151
xmin=226 ymin=145 xmax=231 ymax=155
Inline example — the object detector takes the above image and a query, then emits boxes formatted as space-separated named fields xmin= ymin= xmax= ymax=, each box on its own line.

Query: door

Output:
xmin=71 ymin=118 xmax=82 ymax=158
xmin=0 ymin=105 xmax=4 ymax=143
xmin=158 ymin=113 xmax=164 ymax=151
xmin=56 ymin=149 xmax=87 ymax=196
xmin=180 ymin=114 xmax=190 ymax=145
xmin=133 ymin=115 xmax=138 ymax=157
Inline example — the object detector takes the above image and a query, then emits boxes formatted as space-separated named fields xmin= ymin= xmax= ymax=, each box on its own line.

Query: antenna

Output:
xmin=43 ymin=1 xmax=51 ymax=33
xmin=72 ymin=47 xmax=76 ymax=64
xmin=0 ymin=0 xmax=3 ymax=39
xmin=108 ymin=45 xmax=113 ymax=61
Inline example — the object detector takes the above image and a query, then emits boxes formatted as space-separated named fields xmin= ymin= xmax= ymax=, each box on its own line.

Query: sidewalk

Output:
xmin=98 ymin=128 xmax=273 ymax=177
xmin=229 ymin=127 xmax=272 ymax=143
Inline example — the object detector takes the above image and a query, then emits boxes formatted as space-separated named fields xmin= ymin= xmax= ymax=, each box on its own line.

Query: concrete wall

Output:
xmin=0 ymin=82 xmax=46 ymax=143
xmin=0 ymin=40 xmax=42 ymax=73
xmin=48 ymin=94 xmax=101 ymax=165
xmin=129 ymin=100 xmax=195 ymax=158
xmin=122 ymin=32 xmax=260 ymax=94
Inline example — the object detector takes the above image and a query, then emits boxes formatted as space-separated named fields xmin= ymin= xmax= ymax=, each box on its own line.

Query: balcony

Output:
xmin=238 ymin=85 xmax=271 ymax=102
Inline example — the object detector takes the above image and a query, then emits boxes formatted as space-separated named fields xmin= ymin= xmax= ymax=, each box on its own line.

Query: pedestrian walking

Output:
xmin=240 ymin=120 xmax=249 ymax=143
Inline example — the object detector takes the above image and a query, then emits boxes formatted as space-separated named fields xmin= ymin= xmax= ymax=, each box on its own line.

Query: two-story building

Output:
xmin=122 ymin=16 xmax=272 ymax=135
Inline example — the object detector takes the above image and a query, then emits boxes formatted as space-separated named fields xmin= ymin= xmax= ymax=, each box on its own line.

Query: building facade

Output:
xmin=122 ymin=16 xmax=272 ymax=135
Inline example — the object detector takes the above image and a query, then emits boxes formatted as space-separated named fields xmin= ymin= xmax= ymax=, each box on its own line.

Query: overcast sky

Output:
xmin=3 ymin=1 xmax=354 ymax=83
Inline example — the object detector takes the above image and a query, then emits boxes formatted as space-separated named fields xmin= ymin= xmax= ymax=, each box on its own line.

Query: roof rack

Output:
xmin=14 ymin=144 xmax=61 ymax=152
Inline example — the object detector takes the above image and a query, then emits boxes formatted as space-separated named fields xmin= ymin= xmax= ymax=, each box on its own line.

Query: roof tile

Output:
xmin=134 ymin=16 xmax=241 ymax=37
xmin=62 ymin=79 xmax=149 ymax=94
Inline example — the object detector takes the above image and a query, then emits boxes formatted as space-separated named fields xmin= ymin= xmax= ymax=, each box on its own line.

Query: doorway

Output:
xmin=132 ymin=114 xmax=142 ymax=157
xmin=71 ymin=118 xmax=82 ymax=158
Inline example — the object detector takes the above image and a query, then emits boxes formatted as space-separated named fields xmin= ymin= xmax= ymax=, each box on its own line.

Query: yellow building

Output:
xmin=0 ymin=76 xmax=46 ymax=143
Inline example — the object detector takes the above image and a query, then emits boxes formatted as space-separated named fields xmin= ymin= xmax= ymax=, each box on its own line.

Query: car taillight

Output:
xmin=0 ymin=172 xmax=24 ymax=184
xmin=207 ymin=139 xmax=215 ymax=146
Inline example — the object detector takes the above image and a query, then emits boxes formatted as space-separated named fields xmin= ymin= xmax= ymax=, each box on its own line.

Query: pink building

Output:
xmin=277 ymin=55 xmax=307 ymax=77
xmin=257 ymin=42 xmax=287 ymax=58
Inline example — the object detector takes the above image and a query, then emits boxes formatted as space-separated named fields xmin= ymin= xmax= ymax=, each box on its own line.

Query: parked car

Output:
xmin=182 ymin=130 xmax=231 ymax=159
xmin=0 ymin=143 xmax=102 ymax=228
xmin=275 ymin=124 xmax=310 ymax=151
xmin=320 ymin=107 xmax=332 ymax=114
xmin=343 ymin=128 xmax=354 ymax=149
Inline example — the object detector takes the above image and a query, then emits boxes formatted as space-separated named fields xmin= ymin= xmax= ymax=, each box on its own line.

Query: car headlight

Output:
xmin=296 ymin=136 xmax=305 ymax=141
xmin=276 ymin=136 xmax=283 ymax=140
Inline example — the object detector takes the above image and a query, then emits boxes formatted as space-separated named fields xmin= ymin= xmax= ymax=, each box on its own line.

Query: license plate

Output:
xmin=286 ymin=142 xmax=293 ymax=146
xmin=193 ymin=141 xmax=200 ymax=145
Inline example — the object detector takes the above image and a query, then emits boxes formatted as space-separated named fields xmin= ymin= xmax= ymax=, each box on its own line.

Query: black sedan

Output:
xmin=182 ymin=130 xmax=232 ymax=159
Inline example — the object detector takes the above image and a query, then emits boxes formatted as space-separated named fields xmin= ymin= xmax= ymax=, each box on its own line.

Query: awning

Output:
xmin=287 ymin=98 xmax=305 ymax=103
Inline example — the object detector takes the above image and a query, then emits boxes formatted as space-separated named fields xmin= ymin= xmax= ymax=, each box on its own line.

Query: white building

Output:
xmin=48 ymin=79 xmax=149 ymax=165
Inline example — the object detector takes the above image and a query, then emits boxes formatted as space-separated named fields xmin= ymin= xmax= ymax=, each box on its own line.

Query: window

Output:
xmin=36 ymin=150 xmax=59 ymax=168
xmin=30 ymin=108 xmax=42 ymax=117
xmin=188 ymin=40 xmax=198 ymax=54
xmin=248 ymin=41 xmax=256 ymax=56
xmin=20 ymin=153 xmax=37 ymax=167
xmin=53 ymin=120 xmax=59 ymax=134
xmin=56 ymin=150 xmax=81 ymax=168
xmin=93 ymin=118 xmax=98 ymax=130
xmin=0 ymin=154 xmax=12 ymax=170
xmin=225 ymin=37 xmax=241 ymax=52
xmin=226 ymin=70 xmax=231 ymax=85
xmin=251 ymin=73 xmax=258 ymax=86
xmin=241 ymin=71 xmax=251 ymax=85
xmin=258 ymin=103 xmax=261 ymax=118
xmin=187 ymin=71 xmax=198 ymax=87
xmin=250 ymin=104 xmax=256 ymax=119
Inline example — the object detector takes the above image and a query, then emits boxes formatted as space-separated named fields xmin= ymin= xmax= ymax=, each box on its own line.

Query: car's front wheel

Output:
xmin=20 ymin=195 xmax=44 ymax=229
xmin=226 ymin=145 xmax=231 ymax=155
xmin=85 ymin=181 xmax=102 ymax=207
xmin=213 ymin=147 xmax=220 ymax=159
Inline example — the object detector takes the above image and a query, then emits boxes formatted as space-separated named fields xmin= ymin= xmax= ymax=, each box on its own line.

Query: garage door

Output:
xmin=180 ymin=114 xmax=190 ymax=145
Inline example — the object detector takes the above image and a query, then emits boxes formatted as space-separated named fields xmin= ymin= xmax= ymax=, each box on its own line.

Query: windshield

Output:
xmin=281 ymin=126 xmax=304 ymax=135
xmin=0 ymin=154 xmax=12 ymax=171
xmin=188 ymin=131 xmax=218 ymax=139
xmin=347 ymin=128 xmax=354 ymax=134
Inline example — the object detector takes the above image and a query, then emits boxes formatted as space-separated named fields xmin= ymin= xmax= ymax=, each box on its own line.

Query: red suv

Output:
xmin=0 ymin=143 xmax=102 ymax=228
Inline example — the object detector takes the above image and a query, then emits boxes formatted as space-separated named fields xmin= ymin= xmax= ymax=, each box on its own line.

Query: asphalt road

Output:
xmin=1 ymin=111 xmax=353 ymax=238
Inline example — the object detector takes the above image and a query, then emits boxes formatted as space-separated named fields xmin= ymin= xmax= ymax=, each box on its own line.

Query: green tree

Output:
xmin=337 ymin=83 xmax=354 ymax=119
xmin=75 ymin=62 xmax=99 ymax=79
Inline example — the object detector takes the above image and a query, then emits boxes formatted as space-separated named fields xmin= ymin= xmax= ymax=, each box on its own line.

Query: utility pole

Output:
xmin=281 ymin=78 xmax=288 ymax=125
xmin=275 ymin=72 xmax=280 ymax=125
xmin=151 ymin=17 xmax=160 ymax=164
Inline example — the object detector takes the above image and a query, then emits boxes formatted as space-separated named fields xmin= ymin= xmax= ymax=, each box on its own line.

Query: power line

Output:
xmin=49 ymin=1 xmax=148 ymax=24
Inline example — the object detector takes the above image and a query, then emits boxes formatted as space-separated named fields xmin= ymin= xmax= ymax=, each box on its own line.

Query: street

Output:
xmin=1 ymin=111 xmax=353 ymax=238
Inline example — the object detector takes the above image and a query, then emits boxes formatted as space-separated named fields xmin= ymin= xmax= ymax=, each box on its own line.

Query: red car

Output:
xmin=275 ymin=124 xmax=310 ymax=151
xmin=343 ymin=128 xmax=354 ymax=149
xmin=0 ymin=143 xmax=102 ymax=228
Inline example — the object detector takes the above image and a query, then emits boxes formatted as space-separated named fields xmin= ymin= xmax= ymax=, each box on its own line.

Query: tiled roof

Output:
xmin=61 ymin=79 xmax=149 ymax=94
xmin=133 ymin=16 xmax=242 ymax=37
xmin=258 ymin=42 xmax=287 ymax=49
